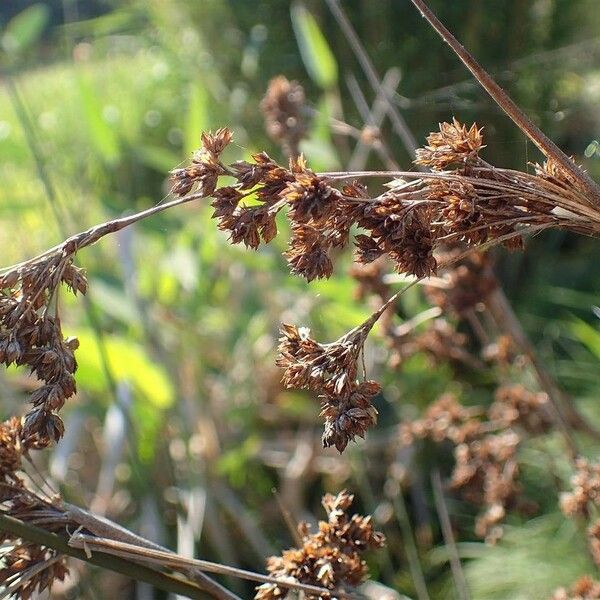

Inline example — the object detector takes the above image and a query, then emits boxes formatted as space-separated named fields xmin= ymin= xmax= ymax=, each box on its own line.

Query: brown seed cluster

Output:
xmin=276 ymin=323 xmax=380 ymax=452
xmin=560 ymin=458 xmax=600 ymax=519
xmin=490 ymin=384 xmax=552 ymax=434
xmin=174 ymin=120 xmax=598 ymax=288
xmin=0 ymin=250 xmax=84 ymax=444
xmin=424 ymin=250 xmax=498 ymax=316
xmin=588 ymin=520 xmax=600 ymax=568
xmin=261 ymin=76 xmax=308 ymax=157
xmin=400 ymin=390 xmax=549 ymax=541
xmin=0 ymin=542 xmax=68 ymax=600
xmin=551 ymin=577 xmax=600 ymax=600
xmin=1 ymin=417 xmax=71 ymax=598
xmin=255 ymin=490 xmax=385 ymax=600
xmin=415 ymin=119 xmax=485 ymax=171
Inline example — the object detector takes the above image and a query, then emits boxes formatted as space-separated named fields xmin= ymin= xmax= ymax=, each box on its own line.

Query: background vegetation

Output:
xmin=1 ymin=0 xmax=600 ymax=598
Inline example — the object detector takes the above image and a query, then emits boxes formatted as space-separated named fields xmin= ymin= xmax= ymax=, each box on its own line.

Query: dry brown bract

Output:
xmin=254 ymin=490 xmax=384 ymax=600
xmin=551 ymin=576 xmax=600 ymax=600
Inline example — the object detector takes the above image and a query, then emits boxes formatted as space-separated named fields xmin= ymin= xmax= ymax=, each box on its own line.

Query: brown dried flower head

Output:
xmin=415 ymin=119 xmax=484 ymax=170
xmin=261 ymin=76 xmax=308 ymax=156
xmin=277 ymin=320 xmax=381 ymax=452
xmin=560 ymin=458 xmax=600 ymax=519
xmin=551 ymin=576 xmax=600 ymax=600
xmin=490 ymin=384 xmax=551 ymax=434
xmin=254 ymin=490 xmax=384 ymax=600
xmin=0 ymin=249 xmax=84 ymax=444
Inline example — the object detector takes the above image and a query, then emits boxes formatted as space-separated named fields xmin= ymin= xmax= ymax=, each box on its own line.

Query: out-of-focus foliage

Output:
xmin=1 ymin=1 xmax=600 ymax=598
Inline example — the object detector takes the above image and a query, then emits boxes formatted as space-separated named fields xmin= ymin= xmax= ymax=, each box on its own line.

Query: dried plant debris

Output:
xmin=551 ymin=577 xmax=600 ymax=600
xmin=255 ymin=490 xmax=384 ymax=600
xmin=400 ymin=390 xmax=549 ymax=541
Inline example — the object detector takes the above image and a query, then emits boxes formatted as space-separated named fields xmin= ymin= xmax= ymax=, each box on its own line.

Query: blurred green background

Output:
xmin=1 ymin=1 xmax=600 ymax=598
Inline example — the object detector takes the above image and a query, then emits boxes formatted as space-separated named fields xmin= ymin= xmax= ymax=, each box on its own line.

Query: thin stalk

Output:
xmin=325 ymin=0 xmax=420 ymax=160
xmin=68 ymin=533 xmax=355 ymax=599
xmin=0 ymin=514 xmax=211 ymax=600
xmin=391 ymin=492 xmax=431 ymax=600
xmin=409 ymin=0 xmax=600 ymax=208
xmin=431 ymin=469 xmax=470 ymax=600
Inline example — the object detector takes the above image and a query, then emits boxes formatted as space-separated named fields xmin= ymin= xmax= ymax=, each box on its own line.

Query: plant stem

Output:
xmin=0 ymin=514 xmax=211 ymax=600
xmin=431 ymin=469 xmax=470 ymax=600
xmin=409 ymin=0 xmax=600 ymax=208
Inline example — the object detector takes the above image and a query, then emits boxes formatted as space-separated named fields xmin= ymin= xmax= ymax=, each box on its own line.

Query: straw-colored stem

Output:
xmin=409 ymin=0 xmax=600 ymax=208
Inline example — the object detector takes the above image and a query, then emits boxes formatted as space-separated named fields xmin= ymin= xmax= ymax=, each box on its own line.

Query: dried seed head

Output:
xmin=261 ymin=76 xmax=307 ymax=155
xmin=284 ymin=156 xmax=340 ymax=225
xmin=490 ymin=384 xmax=551 ymax=434
xmin=551 ymin=576 xmax=600 ymax=600
xmin=254 ymin=490 xmax=384 ymax=600
xmin=415 ymin=119 xmax=484 ymax=170
xmin=170 ymin=128 xmax=232 ymax=197
xmin=277 ymin=321 xmax=381 ymax=452
xmin=560 ymin=458 xmax=600 ymax=519
xmin=285 ymin=225 xmax=334 ymax=281
xmin=0 ymin=417 xmax=24 ymax=481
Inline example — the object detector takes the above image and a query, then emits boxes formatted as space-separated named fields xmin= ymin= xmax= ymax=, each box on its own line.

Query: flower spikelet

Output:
xmin=415 ymin=119 xmax=484 ymax=170
xmin=170 ymin=128 xmax=232 ymax=197
xmin=261 ymin=76 xmax=307 ymax=155
xmin=276 ymin=321 xmax=380 ymax=452
xmin=254 ymin=491 xmax=385 ymax=600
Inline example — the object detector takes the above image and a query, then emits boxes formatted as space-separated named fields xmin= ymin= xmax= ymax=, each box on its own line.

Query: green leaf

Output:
xmin=76 ymin=74 xmax=120 ymax=164
xmin=2 ymin=4 xmax=50 ymax=54
xmin=74 ymin=329 xmax=174 ymax=409
xmin=290 ymin=2 xmax=338 ymax=89
xmin=185 ymin=82 xmax=209 ymax=157
xmin=570 ymin=318 xmax=600 ymax=360
xmin=136 ymin=145 xmax=181 ymax=173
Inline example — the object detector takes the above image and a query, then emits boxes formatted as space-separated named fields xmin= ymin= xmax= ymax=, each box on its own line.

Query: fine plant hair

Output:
xmin=2 ymin=1 xmax=600 ymax=598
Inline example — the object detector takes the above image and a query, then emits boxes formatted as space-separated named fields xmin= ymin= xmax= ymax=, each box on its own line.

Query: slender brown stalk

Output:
xmin=68 ymin=533 xmax=354 ymax=599
xmin=325 ymin=0 xmax=420 ymax=159
xmin=431 ymin=469 xmax=470 ymax=600
xmin=409 ymin=0 xmax=600 ymax=208
xmin=0 ymin=514 xmax=211 ymax=600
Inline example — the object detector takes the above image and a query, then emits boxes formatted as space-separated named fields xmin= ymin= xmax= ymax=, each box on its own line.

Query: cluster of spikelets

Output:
xmin=171 ymin=121 xmax=600 ymax=285
xmin=400 ymin=388 xmax=551 ymax=541
xmin=254 ymin=490 xmax=384 ymax=600
xmin=168 ymin=120 xmax=600 ymax=453
xmin=0 ymin=417 xmax=70 ymax=598
xmin=276 ymin=321 xmax=381 ymax=453
xmin=551 ymin=576 xmax=600 ymax=600
xmin=560 ymin=458 xmax=600 ymax=569
xmin=0 ymin=249 xmax=85 ymax=445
